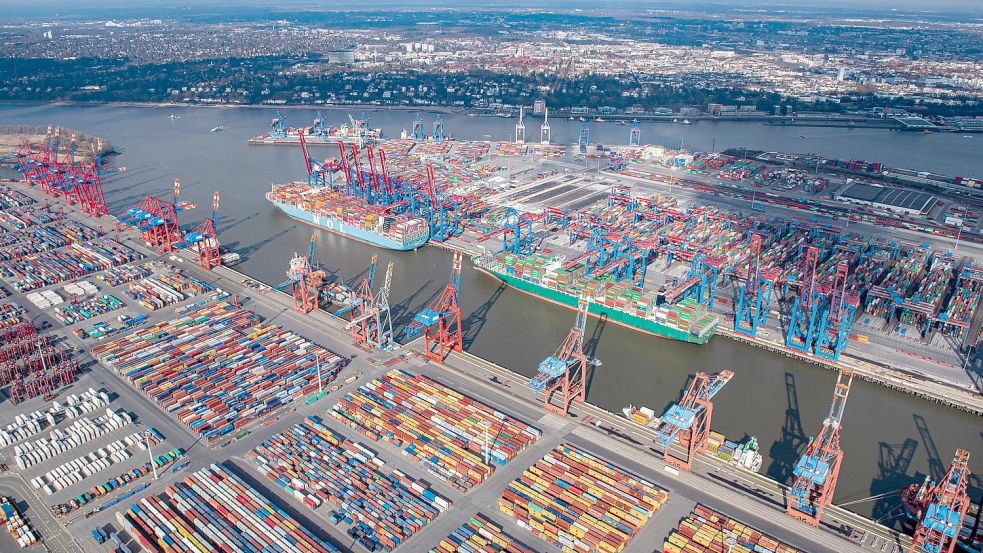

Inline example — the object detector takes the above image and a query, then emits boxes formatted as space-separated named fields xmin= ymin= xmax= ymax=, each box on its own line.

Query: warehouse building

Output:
xmin=835 ymin=183 xmax=938 ymax=216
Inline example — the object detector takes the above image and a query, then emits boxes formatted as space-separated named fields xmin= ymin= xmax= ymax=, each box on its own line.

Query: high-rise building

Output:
xmin=533 ymin=98 xmax=546 ymax=115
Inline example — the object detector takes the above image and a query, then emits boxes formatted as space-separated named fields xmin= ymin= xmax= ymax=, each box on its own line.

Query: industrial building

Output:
xmin=835 ymin=183 xmax=938 ymax=216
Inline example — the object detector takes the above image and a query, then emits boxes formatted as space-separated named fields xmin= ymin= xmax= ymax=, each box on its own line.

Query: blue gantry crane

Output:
xmin=662 ymin=253 xmax=719 ymax=309
xmin=628 ymin=119 xmax=640 ymax=146
xmin=815 ymin=262 xmax=859 ymax=361
xmin=735 ymin=234 xmax=777 ymax=338
xmin=476 ymin=207 xmax=533 ymax=255
xmin=432 ymin=114 xmax=445 ymax=142
xmin=411 ymin=113 xmax=425 ymax=140
xmin=786 ymin=246 xmax=822 ymax=352
xmin=578 ymin=123 xmax=590 ymax=153
xmin=655 ymin=370 xmax=734 ymax=471
xmin=270 ymin=111 xmax=287 ymax=139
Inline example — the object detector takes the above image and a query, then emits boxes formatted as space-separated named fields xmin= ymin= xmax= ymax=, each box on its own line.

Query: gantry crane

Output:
xmin=411 ymin=113 xmax=425 ymax=140
xmin=178 ymin=192 xmax=222 ymax=269
xmin=405 ymin=250 xmax=463 ymax=361
xmin=786 ymin=246 xmax=822 ymax=352
xmin=432 ymin=114 xmax=445 ymax=142
xmin=578 ymin=123 xmax=590 ymax=153
xmin=655 ymin=370 xmax=734 ymax=471
xmin=815 ymin=262 xmax=859 ymax=360
xmin=270 ymin=111 xmax=287 ymax=139
xmin=529 ymin=296 xmax=600 ymax=416
xmin=629 ymin=119 xmax=641 ymax=147
xmin=310 ymin=111 xmax=326 ymax=137
xmin=908 ymin=449 xmax=972 ymax=553
xmin=273 ymin=233 xmax=324 ymax=314
xmin=476 ymin=207 xmax=533 ymax=255
xmin=787 ymin=369 xmax=853 ymax=526
xmin=346 ymin=259 xmax=395 ymax=350
xmin=119 ymin=179 xmax=184 ymax=252
xmin=735 ymin=234 xmax=777 ymax=338
xmin=515 ymin=107 xmax=526 ymax=144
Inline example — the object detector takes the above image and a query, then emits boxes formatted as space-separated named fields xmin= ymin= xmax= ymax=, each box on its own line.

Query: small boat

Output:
xmin=682 ymin=119 xmax=692 ymax=125
xmin=210 ymin=125 xmax=225 ymax=133
xmin=568 ymin=116 xmax=575 ymax=121
xmin=622 ymin=404 xmax=659 ymax=427
xmin=922 ymin=129 xmax=933 ymax=135
xmin=615 ymin=120 xmax=627 ymax=126
xmin=168 ymin=113 xmax=181 ymax=120
xmin=673 ymin=118 xmax=678 ymax=123
xmin=579 ymin=117 xmax=587 ymax=122
xmin=594 ymin=117 xmax=605 ymax=123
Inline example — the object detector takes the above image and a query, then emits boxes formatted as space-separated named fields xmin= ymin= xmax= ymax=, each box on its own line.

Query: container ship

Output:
xmin=266 ymin=183 xmax=429 ymax=251
xmin=248 ymin=125 xmax=382 ymax=146
xmin=474 ymin=252 xmax=718 ymax=344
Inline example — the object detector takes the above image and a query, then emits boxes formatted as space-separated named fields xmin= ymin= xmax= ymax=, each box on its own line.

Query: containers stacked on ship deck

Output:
xmin=331 ymin=369 xmax=541 ymax=491
xmin=499 ymin=444 xmax=668 ymax=553
xmin=117 ymin=463 xmax=341 ymax=553
xmin=250 ymin=416 xmax=450 ymax=551
xmin=1 ymin=238 xmax=142 ymax=292
xmin=92 ymin=302 xmax=346 ymax=443
xmin=431 ymin=514 xmax=537 ymax=553
xmin=266 ymin=183 xmax=430 ymax=242
xmin=663 ymin=505 xmax=803 ymax=553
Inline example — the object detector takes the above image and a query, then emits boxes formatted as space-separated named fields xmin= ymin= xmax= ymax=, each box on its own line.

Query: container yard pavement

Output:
xmin=0 ymin=180 xmax=914 ymax=553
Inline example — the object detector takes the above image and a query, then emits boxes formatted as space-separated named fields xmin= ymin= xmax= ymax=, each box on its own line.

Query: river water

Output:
xmin=1 ymin=103 xmax=980 ymax=525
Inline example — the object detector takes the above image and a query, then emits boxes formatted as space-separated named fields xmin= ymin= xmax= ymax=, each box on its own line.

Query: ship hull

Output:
xmin=271 ymin=201 xmax=428 ymax=251
xmin=475 ymin=265 xmax=715 ymax=344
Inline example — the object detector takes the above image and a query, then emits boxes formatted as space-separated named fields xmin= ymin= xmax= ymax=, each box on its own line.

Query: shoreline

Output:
xmin=428 ymin=238 xmax=983 ymax=416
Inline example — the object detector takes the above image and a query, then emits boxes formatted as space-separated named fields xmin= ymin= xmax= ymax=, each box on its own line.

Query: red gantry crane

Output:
xmin=908 ymin=449 xmax=972 ymax=553
xmin=179 ymin=192 xmax=222 ymax=269
xmin=405 ymin=250 xmax=463 ymax=361
xmin=655 ymin=370 xmax=734 ymax=471
xmin=529 ymin=296 xmax=600 ymax=416
xmin=273 ymin=233 xmax=324 ymax=314
xmin=787 ymin=368 xmax=853 ymax=526
xmin=120 ymin=179 xmax=184 ymax=252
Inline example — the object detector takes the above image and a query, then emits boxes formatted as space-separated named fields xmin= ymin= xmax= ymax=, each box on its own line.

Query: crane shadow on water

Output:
xmin=462 ymin=283 xmax=506 ymax=350
xmin=583 ymin=313 xmax=607 ymax=397
xmin=765 ymin=372 xmax=807 ymax=485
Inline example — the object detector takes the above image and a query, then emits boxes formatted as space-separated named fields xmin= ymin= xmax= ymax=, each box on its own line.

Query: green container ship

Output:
xmin=474 ymin=252 xmax=718 ymax=344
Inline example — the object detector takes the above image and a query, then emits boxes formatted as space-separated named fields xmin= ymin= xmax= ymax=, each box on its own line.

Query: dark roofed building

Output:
xmin=836 ymin=183 xmax=938 ymax=215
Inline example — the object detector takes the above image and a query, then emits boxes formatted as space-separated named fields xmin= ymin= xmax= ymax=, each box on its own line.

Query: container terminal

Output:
xmin=255 ymin=111 xmax=983 ymax=410
xmin=0 ymin=124 xmax=977 ymax=553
